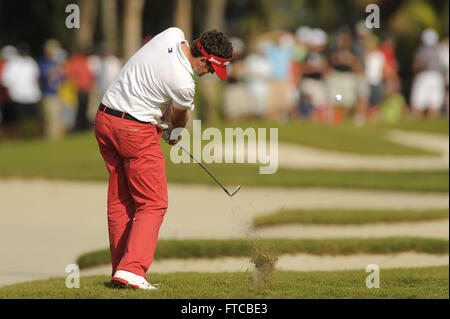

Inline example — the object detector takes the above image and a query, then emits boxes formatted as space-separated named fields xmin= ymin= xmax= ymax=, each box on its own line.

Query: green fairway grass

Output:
xmin=379 ymin=118 xmax=449 ymax=135
xmin=76 ymin=237 xmax=449 ymax=269
xmin=253 ymin=209 xmax=450 ymax=227
xmin=219 ymin=119 xmax=441 ymax=156
xmin=0 ymin=266 xmax=448 ymax=299
xmin=0 ymin=132 xmax=448 ymax=192
xmin=166 ymin=163 xmax=449 ymax=192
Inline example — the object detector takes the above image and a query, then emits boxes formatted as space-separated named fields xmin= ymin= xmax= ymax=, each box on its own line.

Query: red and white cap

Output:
xmin=196 ymin=39 xmax=232 ymax=80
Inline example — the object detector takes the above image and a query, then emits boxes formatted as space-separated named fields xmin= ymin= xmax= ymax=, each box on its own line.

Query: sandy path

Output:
xmin=0 ymin=178 xmax=448 ymax=287
xmin=250 ymin=220 xmax=449 ymax=239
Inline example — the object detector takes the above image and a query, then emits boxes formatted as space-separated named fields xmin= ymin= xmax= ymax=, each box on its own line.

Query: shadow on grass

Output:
xmin=103 ymin=281 xmax=117 ymax=290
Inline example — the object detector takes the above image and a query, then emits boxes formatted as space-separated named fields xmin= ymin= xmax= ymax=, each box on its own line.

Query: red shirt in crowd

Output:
xmin=379 ymin=42 xmax=398 ymax=72
xmin=64 ymin=54 xmax=94 ymax=92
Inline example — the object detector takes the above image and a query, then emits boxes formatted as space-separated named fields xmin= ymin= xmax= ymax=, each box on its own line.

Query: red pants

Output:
xmin=94 ymin=109 xmax=168 ymax=277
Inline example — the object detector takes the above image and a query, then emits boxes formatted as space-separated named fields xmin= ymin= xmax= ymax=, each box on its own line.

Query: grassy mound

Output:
xmin=253 ymin=209 xmax=449 ymax=227
xmin=76 ymin=237 xmax=449 ymax=269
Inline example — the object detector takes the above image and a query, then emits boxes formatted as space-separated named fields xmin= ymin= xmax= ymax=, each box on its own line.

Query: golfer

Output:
xmin=94 ymin=27 xmax=233 ymax=290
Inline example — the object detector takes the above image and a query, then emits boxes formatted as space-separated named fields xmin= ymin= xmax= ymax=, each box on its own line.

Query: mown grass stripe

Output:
xmin=76 ymin=237 xmax=450 ymax=269
xmin=218 ymin=119 xmax=442 ymax=156
xmin=0 ymin=131 xmax=448 ymax=192
xmin=1 ymin=266 xmax=448 ymax=299
xmin=253 ymin=209 xmax=450 ymax=227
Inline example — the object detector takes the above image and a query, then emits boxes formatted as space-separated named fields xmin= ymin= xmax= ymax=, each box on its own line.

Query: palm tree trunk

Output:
xmin=100 ymin=0 xmax=119 ymax=56
xmin=201 ymin=0 xmax=228 ymax=123
xmin=174 ymin=0 xmax=192 ymax=42
xmin=205 ymin=0 xmax=226 ymax=31
xmin=74 ymin=0 xmax=98 ymax=51
xmin=123 ymin=0 xmax=145 ymax=59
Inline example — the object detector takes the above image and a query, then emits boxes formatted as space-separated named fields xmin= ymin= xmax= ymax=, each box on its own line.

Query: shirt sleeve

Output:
xmin=169 ymin=87 xmax=195 ymax=111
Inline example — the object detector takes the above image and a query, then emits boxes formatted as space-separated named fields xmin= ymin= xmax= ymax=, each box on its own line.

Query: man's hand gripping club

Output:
xmin=159 ymin=106 xmax=188 ymax=145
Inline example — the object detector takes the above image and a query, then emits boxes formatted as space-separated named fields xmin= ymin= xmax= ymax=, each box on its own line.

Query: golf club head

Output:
xmin=227 ymin=185 xmax=241 ymax=197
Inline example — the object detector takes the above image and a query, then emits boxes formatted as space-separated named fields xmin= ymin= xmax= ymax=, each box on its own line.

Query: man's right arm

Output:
xmin=162 ymin=86 xmax=193 ymax=144
xmin=161 ymin=105 xmax=188 ymax=145
xmin=170 ymin=106 xmax=188 ymax=130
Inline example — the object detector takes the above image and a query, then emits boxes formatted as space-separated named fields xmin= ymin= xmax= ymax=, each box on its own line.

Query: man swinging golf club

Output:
xmin=94 ymin=27 xmax=233 ymax=290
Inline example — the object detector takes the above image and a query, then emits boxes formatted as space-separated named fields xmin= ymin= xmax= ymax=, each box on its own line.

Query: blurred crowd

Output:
xmin=0 ymin=40 xmax=121 ymax=140
xmin=0 ymin=23 xmax=448 ymax=140
xmin=225 ymin=23 xmax=449 ymax=125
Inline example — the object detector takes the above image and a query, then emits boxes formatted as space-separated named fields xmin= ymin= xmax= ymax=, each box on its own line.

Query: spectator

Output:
xmin=380 ymin=34 xmax=399 ymax=84
xmin=410 ymin=28 xmax=445 ymax=118
xmin=297 ymin=27 xmax=330 ymax=121
xmin=290 ymin=27 xmax=310 ymax=115
xmin=226 ymin=37 xmax=246 ymax=84
xmin=326 ymin=26 xmax=363 ymax=123
xmin=91 ymin=43 xmax=122 ymax=94
xmin=57 ymin=76 xmax=78 ymax=131
xmin=0 ymin=46 xmax=17 ymax=137
xmin=364 ymin=33 xmax=386 ymax=121
xmin=352 ymin=21 xmax=371 ymax=125
xmin=380 ymin=72 xmax=407 ymax=124
xmin=245 ymin=40 xmax=272 ymax=119
xmin=86 ymin=43 xmax=122 ymax=124
xmin=224 ymin=37 xmax=250 ymax=121
xmin=39 ymin=39 xmax=65 ymax=139
xmin=1 ymin=42 xmax=42 ymax=138
xmin=264 ymin=33 xmax=295 ymax=120
xmin=64 ymin=46 xmax=95 ymax=132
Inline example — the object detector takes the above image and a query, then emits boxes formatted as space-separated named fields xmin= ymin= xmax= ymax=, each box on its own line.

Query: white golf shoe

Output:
xmin=111 ymin=270 xmax=158 ymax=290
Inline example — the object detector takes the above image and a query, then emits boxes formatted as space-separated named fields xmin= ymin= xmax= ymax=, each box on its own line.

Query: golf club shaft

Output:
xmin=176 ymin=144 xmax=232 ymax=195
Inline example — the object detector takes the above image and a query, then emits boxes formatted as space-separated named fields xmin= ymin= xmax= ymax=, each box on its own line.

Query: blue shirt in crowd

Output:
xmin=264 ymin=44 xmax=293 ymax=80
xmin=39 ymin=58 xmax=64 ymax=95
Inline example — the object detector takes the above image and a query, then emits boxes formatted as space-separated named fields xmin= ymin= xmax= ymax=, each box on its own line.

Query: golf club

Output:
xmin=176 ymin=144 xmax=241 ymax=197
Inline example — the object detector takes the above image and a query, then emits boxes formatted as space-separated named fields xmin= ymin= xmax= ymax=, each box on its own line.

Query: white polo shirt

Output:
xmin=101 ymin=27 xmax=195 ymax=124
xmin=1 ymin=55 xmax=42 ymax=104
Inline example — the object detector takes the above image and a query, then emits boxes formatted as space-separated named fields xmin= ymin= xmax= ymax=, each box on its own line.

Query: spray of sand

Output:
xmin=231 ymin=193 xmax=278 ymax=289
xmin=249 ymin=242 xmax=278 ymax=289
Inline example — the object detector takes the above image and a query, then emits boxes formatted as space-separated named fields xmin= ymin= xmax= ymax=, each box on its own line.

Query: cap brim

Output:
xmin=212 ymin=64 xmax=227 ymax=80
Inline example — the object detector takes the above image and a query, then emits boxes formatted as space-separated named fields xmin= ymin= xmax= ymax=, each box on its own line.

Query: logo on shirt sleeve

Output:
xmin=168 ymin=48 xmax=173 ymax=53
